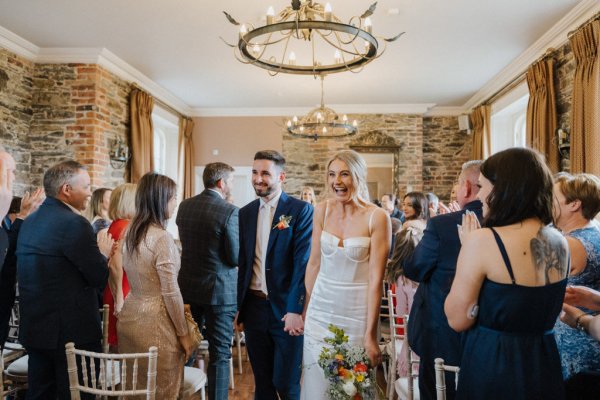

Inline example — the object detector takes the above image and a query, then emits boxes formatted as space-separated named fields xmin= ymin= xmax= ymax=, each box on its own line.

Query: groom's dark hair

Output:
xmin=254 ymin=150 xmax=286 ymax=171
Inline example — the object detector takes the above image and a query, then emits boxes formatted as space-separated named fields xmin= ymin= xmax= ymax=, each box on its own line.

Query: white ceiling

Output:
xmin=0 ymin=0 xmax=597 ymax=116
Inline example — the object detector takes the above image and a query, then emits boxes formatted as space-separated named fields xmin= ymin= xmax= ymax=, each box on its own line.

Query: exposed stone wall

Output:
xmin=0 ymin=49 xmax=34 ymax=195
xmin=31 ymin=63 xmax=130 ymax=188
xmin=283 ymin=113 xmax=424 ymax=202
xmin=553 ymin=41 xmax=575 ymax=172
xmin=422 ymin=116 xmax=472 ymax=202
xmin=283 ymin=114 xmax=471 ymax=204
xmin=1 ymin=45 xmax=131 ymax=192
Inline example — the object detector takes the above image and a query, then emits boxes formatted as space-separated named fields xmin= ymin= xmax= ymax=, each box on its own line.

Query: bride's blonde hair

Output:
xmin=326 ymin=150 xmax=370 ymax=207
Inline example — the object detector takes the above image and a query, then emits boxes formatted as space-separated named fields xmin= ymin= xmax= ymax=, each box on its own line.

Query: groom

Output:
xmin=237 ymin=150 xmax=313 ymax=400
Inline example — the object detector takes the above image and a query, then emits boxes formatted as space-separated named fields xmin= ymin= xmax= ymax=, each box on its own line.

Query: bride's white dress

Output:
xmin=301 ymin=208 xmax=373 ymax=399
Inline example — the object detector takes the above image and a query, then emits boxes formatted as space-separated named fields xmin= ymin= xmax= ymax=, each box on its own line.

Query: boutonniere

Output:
xmin=273 ymin=215 xmax=292 ymax=230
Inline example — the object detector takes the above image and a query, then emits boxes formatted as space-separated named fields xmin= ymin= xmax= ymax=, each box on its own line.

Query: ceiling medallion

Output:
xmin=221 ymin=1 xmax=404 ymax=76
xmin=287 ymin=76 xmax=357 ymax=141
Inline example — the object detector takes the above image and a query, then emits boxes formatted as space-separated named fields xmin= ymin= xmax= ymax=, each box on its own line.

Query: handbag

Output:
xmin=184 ymin=304 xmax=203 ymax=349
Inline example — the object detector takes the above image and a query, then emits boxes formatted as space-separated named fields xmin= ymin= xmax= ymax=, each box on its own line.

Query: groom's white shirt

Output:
xmin=250 ymin=189 xmax=282 ymax=294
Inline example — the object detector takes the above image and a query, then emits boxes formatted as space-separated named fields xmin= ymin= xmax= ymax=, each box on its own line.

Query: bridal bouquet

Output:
xmin=318 ymin=324 xmax=377 ymax=400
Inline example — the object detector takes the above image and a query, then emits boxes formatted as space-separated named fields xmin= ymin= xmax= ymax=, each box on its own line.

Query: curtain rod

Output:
xmin=483 ymin=47 xmax=555 ymax=106
xmin=130 ymin=84 xmax=185 ymax=119
xmin=568 ymin=12 xmax=600 ymax=39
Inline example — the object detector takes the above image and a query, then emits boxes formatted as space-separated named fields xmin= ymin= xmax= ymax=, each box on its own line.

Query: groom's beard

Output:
xmin=253 ymin=183 xmax=276 ymax=197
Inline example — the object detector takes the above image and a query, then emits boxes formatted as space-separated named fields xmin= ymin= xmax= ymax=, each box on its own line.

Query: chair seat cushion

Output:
xmin=2 ymin=346 xmax=25 ymax=364
xmin=182 ymin=366 xmax=206 ymax=397
xmin=6 ymin=355 xmax=28 ymax=376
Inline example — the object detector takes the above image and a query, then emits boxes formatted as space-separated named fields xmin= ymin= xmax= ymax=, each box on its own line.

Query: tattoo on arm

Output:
xmin=530 ymin=226 xmax=569 ymax=284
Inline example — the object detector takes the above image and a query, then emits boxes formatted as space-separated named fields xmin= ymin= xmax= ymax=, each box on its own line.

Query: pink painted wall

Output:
xmin=193 ymin=116 xmax=283 ymax=166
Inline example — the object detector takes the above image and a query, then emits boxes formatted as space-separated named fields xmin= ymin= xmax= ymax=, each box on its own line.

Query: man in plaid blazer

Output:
xmin=177 ymin=162 xmax=239 ymax=400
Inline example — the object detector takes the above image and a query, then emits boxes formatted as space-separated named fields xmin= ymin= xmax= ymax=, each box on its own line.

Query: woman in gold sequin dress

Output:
xmin=116 ymin=173 xmax=194 ymax=399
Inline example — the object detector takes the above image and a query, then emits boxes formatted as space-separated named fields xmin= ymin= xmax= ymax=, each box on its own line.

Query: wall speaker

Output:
xmin=458 ymin=114 xmax=472 ymax=132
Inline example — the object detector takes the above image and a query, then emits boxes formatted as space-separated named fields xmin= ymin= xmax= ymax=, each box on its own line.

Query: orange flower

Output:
xmin=353 ymin=394 xmax=362 ymax=400
xmin=353 ymin=362 xmax=367 ymax=373
xmin=338 ymin=367 xmax=346 ymax=376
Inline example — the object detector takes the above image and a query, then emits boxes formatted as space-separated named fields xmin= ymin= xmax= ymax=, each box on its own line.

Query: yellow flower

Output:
xmin=335 ymin=354 xmax=344 ymax=361
xmin=356 ymin=374 xmax=364 ymax=382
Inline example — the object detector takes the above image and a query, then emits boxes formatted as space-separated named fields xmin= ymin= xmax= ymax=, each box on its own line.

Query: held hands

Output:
xmin=282 ymin=312 xmax=304 ymax=336
xmin=457 ymin=210 xmax=480 ymax=244
xmin=97 ymin=230 xmax=115 ymax=258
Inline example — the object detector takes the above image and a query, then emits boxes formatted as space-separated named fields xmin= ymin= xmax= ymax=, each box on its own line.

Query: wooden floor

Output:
xmin=226 ymin=343 xmax=390 ymax=400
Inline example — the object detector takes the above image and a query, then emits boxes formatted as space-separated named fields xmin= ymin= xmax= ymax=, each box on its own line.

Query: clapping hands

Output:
xmin=17 ymin=188 xmax=45 ymax=219
xmin=457 ymin=210 xmax=480 ymax=244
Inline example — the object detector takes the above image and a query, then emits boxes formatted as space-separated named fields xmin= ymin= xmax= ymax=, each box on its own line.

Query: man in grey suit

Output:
xmin=177 ymin=162 xmax=239 ymax=400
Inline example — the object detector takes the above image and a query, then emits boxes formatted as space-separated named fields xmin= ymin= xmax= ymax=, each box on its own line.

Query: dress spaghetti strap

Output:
xmin=489 ymin=227 xmax=516 ymax=284
xmin=323 ymin=200 xmax=330 ymax=231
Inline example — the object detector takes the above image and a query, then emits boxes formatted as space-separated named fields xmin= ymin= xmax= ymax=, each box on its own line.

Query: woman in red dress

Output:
xmin=102 ymin=183 xmax=137 ymax=350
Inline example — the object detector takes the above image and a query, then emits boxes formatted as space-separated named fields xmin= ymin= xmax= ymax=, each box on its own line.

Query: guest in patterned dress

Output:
xmin=116 ymin=173 xmax=194 ymax=399
xmin=552 ymin=173 xmax=600 ymax=395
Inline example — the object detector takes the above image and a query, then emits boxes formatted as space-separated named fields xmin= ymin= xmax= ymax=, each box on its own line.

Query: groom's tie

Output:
xmin=259 ymin=202 xmax=272 ymax=296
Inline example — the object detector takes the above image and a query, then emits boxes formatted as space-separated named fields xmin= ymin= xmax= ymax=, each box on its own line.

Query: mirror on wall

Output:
xmin=358 ymin=152 xmax=394 ymax=202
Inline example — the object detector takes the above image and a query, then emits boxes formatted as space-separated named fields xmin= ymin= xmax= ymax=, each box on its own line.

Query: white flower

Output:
xmin=342 ymin=381 xmax=357 ymax=396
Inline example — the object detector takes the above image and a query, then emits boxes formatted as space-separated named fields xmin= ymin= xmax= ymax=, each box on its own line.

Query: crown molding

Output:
xmin=424 ymin=106 xmax=466 ymax=117
xmin=0 ymin=25 xmax=39 ymax=60
xmin=462 ymin=0 xmax=600 ymax=111
xmin=192 ymin=103 xmax=437 ymax=117
xmin=0 ymin=25 xmax=192 ymax=115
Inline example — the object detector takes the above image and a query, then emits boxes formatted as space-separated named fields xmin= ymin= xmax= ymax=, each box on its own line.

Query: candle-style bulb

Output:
xmin=342 ymin=114 xmax=348 ymax=122
xmin=266 ymin=6 xmax=275 ymax=24
xmin=364 ymin=17 xmax=372 ymax=34
xmin=334 ymin=50 xmax=341 ymax=63
xmin=287 ymin=120 xmax=292 ymax=128
xmin=252 ymin=44 xmax=260 ymax=56
xmin=322 ymin=127 xmax=327 ymax=134
xmin=352 ymin=120 xmax=358 ymax=127
xmin=324 ymin=3 xmax=332 ymax=21
xmin=288 ymin=51 xmax=296 ymax=65
xmin=292 ymin=116 xmax=298 ymax=123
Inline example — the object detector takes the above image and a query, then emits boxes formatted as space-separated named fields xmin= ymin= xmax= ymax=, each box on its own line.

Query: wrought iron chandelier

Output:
xmin=286 ymin=76 xmax=358 ymax=141
xmin=221 ymin=1 xmax=404 ymax=76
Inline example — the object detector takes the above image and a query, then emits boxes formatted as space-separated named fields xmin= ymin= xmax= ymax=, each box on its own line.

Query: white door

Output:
xmin=195 ymin=166 xmax=256 ymax=208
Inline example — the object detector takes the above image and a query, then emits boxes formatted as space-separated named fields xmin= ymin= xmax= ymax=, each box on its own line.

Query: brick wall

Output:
xmin=0 ymin=49 xmax=34 ymax=195
xmin=283 ymin=114 xmax=469 ymax=203
xmin=0 ymin=46 xmax=130 ymax=193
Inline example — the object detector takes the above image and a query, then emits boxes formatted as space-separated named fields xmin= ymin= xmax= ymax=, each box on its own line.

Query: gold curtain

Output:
xmin=178 ymin=117 xmax=195 ymax=199
xmin=526 ymin=57 xmax=559 ymax=172
xmin=470 ymin=105 xmax=491 ymax=160
xmin=570 ymin=19 xmax=600 ymax=174
xmin=129 ymin=89 xmax=154 ymax=183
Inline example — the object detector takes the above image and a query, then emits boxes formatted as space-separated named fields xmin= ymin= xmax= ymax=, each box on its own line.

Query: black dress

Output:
xmin=456 ymin=228 xmax=567 ymax=400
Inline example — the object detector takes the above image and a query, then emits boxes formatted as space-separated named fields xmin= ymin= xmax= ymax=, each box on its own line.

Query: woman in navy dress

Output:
xmin=445 ymin=148 xmax=570 ymax=400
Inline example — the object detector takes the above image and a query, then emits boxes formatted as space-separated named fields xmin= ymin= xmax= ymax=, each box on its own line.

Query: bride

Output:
xmin=301 ymin=150 xmax=391 ymax=399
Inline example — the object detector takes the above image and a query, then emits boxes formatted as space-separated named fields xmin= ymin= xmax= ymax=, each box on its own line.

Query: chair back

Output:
xmin=101 ymin=304 xmax=109 ymax=353
xmin=65 ymin=342 xmax=158 ymax=399
xmin=387 ymin=289 xmax=419 ymax=400
xmin=434 ymin=358 xmax=460 ymax=400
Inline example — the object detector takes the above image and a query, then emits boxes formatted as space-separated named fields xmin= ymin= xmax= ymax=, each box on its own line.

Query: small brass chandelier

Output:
xmin=287 ymin=76 xmax=358 ymax=141
xmin=221 ymin=1 xmax=404 ymax=76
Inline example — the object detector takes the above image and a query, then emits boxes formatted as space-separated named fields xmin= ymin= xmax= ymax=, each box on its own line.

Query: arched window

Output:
xmin=513 ymin=113 xmax=527 ymax=148
xmin=153 ymin=127 xmax=166 ymax=174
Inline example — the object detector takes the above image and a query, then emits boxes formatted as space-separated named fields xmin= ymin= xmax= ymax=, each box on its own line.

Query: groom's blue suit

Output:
xmin=238 ymin=191 xmax=312 ymax=400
